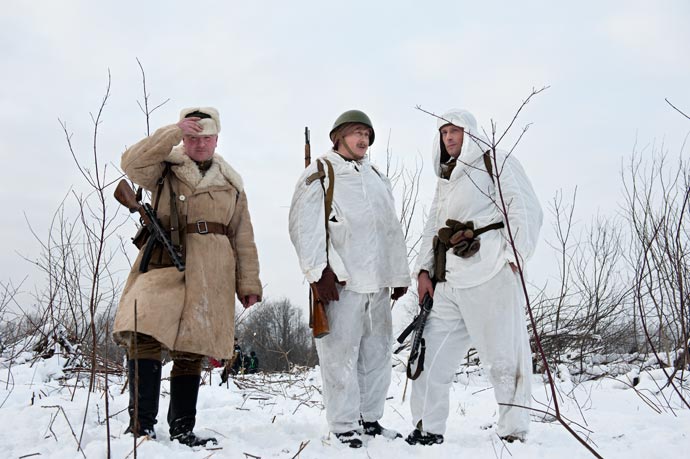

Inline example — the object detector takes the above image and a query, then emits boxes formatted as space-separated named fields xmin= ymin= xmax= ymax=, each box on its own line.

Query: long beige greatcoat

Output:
xmin=113 ymin=124 xmax=262 ymax=358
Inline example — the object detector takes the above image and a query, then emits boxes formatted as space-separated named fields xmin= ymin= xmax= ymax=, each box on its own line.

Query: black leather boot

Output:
xmin=362 ymin=420 xmax=402 ymax=439
xmin=124 ymin=359 xmax=161 ymax=438
xmin=167 ymin=375 xmax=218 ymax=447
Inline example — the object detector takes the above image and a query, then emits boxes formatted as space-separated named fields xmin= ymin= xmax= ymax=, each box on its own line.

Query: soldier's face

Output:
xmin=337 ymin=126 xmax=370 ymax=160
xmin=440 ymin=124 xmax=464 ymax=158
xmin=183 ymin=134 xmax=218 ymax=162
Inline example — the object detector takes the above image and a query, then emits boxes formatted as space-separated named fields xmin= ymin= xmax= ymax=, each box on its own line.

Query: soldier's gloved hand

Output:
xmin=391 ymin=286 xmax=408 ymax=301
xmin=311 ymin=266 xmax=340 ymax=305
xmin=440 ymin=220 xmax=475 ymax=245
xmin=240 ymin=294 xmax=260 ymax=309
xmin=437 ymin=226 xmax=454 ymax=245
xmin=445 ymin=218 xmax=463 ymax=229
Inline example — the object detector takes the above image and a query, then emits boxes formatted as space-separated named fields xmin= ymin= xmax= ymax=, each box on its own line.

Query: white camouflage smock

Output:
xmin=411 ymin=109 xmax=543 ymax=439
xmin=289 ymin=149 xmax=410 ymax=433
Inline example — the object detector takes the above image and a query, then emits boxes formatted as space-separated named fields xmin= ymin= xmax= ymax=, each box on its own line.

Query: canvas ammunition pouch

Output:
xmin=432 ymin=219 xmax=505 ymax=282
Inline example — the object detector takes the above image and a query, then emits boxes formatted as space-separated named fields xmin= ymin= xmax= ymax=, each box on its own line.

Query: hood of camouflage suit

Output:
xmin=431 ymin=109 xmax=489 ymax=178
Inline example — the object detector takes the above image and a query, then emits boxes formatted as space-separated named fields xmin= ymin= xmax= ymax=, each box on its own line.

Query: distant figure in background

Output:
xmin=247 ymin=351 xmax=259 ymax=373
xmin=112 ymin=107 xmax=262 ymax=447
xmin=407 ymin=109 xmax=542 ymax=446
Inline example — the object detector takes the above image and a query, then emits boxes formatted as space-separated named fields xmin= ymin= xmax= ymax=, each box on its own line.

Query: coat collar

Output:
xmin=323 ymin=149 xmax=372 ymax=170
xmin=432 ymin=130 xmax=487 ymax=180
xmin=167 ymin=144 xmax=244 ymax=192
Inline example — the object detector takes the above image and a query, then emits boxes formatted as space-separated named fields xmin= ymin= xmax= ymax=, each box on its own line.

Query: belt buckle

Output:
xmin=196 ymin=220 xmax=209 ymax=234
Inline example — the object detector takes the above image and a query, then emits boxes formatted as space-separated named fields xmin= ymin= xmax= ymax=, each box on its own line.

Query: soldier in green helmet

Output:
xmin=289 ymin=110 xmax=411 ymax=448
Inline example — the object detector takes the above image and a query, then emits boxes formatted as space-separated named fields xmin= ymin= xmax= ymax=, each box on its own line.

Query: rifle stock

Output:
xmin=304 ymin=126 xmax=330 ymax=338
xmin=309 ymin=284 xmax=330 ymax=338
xmin=114 ymin=179 xmax=185 ymax=273
xmin=114 ymin=179 xmax=143 ymax=214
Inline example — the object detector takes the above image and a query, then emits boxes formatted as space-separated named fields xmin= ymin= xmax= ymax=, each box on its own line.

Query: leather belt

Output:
xmin=186 ymin=220 xmax=228 ymax=235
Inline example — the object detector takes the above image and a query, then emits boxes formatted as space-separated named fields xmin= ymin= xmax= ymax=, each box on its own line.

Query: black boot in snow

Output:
xmin=124 ymin=359 xmax=161 ymax=439
xmin=362 ymin=420 xmax=402 ymax=439
xmin=500 ymin=433 xmax=526 ymax=443
xmin=167 ymin=375 xmax=218 ymax=447
xmin=405 ymin=428 xmax=444 ymax=445
xmin=334 ymin=430 xmax=363 ymax=448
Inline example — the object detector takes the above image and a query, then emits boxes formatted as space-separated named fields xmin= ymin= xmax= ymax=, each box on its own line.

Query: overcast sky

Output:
xmin=1 ymin=1 xmax=688 ymax=316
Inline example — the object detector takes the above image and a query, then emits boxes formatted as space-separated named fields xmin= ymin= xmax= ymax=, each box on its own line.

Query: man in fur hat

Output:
xmin=113 ymin=107 xmax=262 ymax=447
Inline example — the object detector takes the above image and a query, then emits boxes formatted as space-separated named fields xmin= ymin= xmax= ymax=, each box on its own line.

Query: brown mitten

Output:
xmin=311 ymin=266 xmax=340 ymax=304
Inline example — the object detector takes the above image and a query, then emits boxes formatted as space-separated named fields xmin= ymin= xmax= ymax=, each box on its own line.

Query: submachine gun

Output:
xmin=114 ymin=179 xmax=185 ymax=273
xmin=395 ymin=294 xmax=433 ymax=380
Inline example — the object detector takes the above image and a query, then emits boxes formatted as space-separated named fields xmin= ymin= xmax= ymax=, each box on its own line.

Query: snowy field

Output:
xmin=1 ymin=352 xmax=688 ymax=459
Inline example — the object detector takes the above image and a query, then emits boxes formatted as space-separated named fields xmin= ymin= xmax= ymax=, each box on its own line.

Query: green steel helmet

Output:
xmin=329 ymin=109 xmax=375 ymax=145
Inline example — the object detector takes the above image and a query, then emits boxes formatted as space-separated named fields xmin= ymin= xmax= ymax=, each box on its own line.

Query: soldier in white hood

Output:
xmin=289 ymin=110 xmax=411 ymax=448
xmin=406 ymin=109 xmax=542 ymax=445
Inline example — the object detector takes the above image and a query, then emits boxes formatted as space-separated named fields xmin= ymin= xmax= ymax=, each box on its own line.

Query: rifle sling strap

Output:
xmin=165 ymin=164 xmax=181 ymax=250
xmin=315 ymin=159 xmax=335 ymax=264
xmin=396 ymin=318 xmax=417 ymax=344
xmin=407 ymin=338 xmax=426 ymax=380
xmin=305 ymin=170 xmax=325 ymax=185
xmin=152 ymin=162 xmax=172 ymax=213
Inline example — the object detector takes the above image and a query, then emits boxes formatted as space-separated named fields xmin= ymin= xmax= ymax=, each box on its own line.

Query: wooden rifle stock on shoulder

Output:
xmin=114 ymin=179 xmax=185 ymax=273
xmin=304 ymin=126 xmax=330 ymax=338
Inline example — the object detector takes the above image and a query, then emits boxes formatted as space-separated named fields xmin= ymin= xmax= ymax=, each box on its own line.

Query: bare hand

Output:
xmin=241 ymin=294 xmax=259 ymax=309
xmin=177 ymin=117 xmax=203 ymax=135
xmin=417 ymin=270 xmax=434 ymax=302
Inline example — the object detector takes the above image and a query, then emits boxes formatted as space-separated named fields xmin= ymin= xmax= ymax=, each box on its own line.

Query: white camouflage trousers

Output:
xmin=315 ymin=287 xmax=393 ymax=434
xmin=410 ymin=264 xmax=532 ymax=437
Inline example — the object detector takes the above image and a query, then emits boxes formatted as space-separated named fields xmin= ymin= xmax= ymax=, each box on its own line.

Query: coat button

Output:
xmin=179 ymin=195 xmax=186 ymax=202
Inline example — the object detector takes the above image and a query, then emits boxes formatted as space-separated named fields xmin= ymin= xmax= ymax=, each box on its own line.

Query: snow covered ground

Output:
xmin=1 ymin=351 xmax=688 ymax=459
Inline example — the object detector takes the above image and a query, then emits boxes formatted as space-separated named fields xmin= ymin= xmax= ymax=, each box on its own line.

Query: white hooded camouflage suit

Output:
xmin=411 ymin=109 xmax=543 ymax=439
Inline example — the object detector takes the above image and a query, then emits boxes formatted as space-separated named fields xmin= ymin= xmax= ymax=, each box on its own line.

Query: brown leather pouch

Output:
xmin=132 ymin=225 xmax=150 ymax=249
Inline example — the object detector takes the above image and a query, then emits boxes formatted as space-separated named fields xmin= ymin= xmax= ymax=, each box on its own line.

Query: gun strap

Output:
xmin=407 ymin=338 xmax=426 ymax=380
xmin=396 ymin=317 xmax=418 ymax=345
xmin=151 ymin=162 xmax=172 ymax=213
xmin=303 ymin=158 xmax=335 ymax=334
xmin=305 ymin=170 xmax=325 ymax=185
xmin=316 ymin=159 xmax=335 ymax=263
xmin=165 ymin=164 xmax=181 ymax=250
